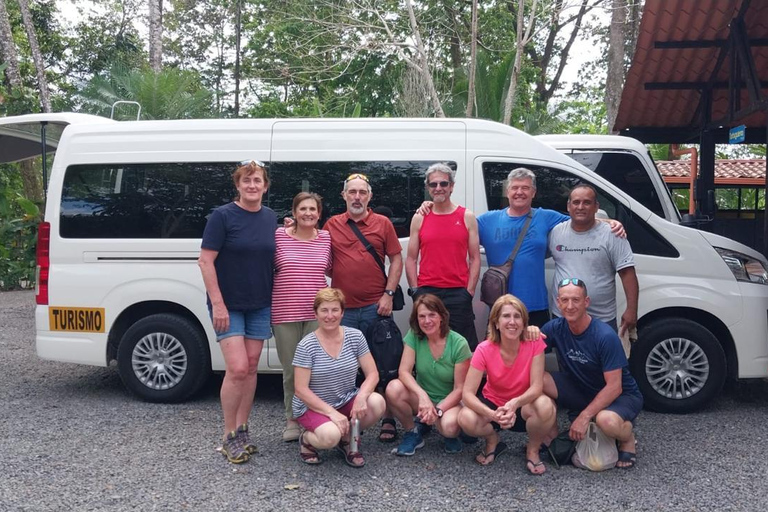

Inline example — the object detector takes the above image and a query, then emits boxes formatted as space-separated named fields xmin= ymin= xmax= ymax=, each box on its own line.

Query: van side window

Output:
xmin=60 ymin=163 xmax=234 ymax=238
xmin=566 ymin=152 xmax=666 ymax=218
xmin=266 ymin=161 xmax=456 ymax=237
xmin=482 ymin=162 xmax=679 ymax=258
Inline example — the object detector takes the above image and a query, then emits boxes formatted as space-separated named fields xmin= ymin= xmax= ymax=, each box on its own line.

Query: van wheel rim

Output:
xmin=131 ymin=332 xmax=188 ymax=390
xmin=645 ymin=337 xmax=709 ymax=400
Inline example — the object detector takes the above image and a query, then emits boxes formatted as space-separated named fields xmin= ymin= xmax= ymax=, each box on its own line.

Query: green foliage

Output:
xmin=0 ymin=167 xmax=39 ymax=290
xmin=78 ymin=66 xmax=216 ymax=120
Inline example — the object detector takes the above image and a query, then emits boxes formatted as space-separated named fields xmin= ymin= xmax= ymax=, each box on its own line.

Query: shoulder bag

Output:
xmin=479 ymin=210 xmax=533 ymax=307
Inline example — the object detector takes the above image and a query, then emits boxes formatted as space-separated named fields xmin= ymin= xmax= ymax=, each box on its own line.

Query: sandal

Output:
xmin=336 ymin=439 xmax=366 ymax=468
xmin=616 ymin=450 xmax=637 ymax=469
xmin=474 ymin=441 xmax=507 ymax=466
xmin=526 ymin=458 xmax=546 ymax=475
xmin=378 ymin=418 xmax=397 ymax=443
xmin=299 ymin=432 xmax=322 ymax=465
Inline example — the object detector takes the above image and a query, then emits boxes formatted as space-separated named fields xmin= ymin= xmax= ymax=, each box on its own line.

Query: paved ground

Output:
xmin=2 ymin=290 xmax=768 ymax=511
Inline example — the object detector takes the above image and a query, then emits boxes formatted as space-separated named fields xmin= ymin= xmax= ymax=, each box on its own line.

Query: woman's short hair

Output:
xmin=233 ymin=161 xmax=270 ymax=192
xmin=424 ymin=162 xmax=456 ymax=185
xmin=313 ymin=287 xmax=346 ymax=312
xmin=292 ymin=192 xmax=323 ymax=218
xmin=506 ymin=167 xmax=536 ymax=190
xmin=486 ymin=294 xmax=529 ymax=344
xmin=409 ymin=294 xmax=450 ymax=339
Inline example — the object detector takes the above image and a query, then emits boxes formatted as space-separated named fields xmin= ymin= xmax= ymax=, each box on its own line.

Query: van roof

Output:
xmin=0 ymin=113 xmax=115 ymax=163
xmin=535 ymin=134 xmax=649 ymax=153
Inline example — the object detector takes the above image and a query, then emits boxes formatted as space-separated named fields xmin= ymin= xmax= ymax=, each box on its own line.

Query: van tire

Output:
xmin=117 ymin=313 xmax=211 ymax=403
xmin=630 ymin=318 xmax=726 ymax=413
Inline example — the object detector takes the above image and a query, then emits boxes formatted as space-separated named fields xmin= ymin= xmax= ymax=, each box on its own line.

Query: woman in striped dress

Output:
xmin=272 ymin=192 xmax=332 ymax=442
xmin=292 ymin=288 xmax=386 ymax=467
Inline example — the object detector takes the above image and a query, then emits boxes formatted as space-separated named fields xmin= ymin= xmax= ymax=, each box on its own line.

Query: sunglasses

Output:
xmin=239 ymin=159 xmax=267 ymax=168
xmin=427 ymin=180 xmax=451 ymax=189
xmin=345 ymin=173 xmax=369 ymax=183
xmin=558 ymin=278 xmax=586 ymax=289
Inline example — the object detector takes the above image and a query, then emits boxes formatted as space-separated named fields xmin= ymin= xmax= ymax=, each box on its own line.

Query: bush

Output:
xmin=0 ymin=179 xmax=39 ymax=291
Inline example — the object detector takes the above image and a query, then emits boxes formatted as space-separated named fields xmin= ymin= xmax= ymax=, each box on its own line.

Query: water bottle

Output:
xmin=349 ymin=418 xmax=361 ymax=453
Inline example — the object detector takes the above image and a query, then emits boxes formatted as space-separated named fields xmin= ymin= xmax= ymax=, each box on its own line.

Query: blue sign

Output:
xmin=729 ymin=125 xmax=746 ymax=144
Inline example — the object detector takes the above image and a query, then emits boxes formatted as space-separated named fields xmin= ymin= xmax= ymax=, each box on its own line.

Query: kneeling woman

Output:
xmin=458 ymin=295 xmax=556 ymax=474
xmin=386 ymin=294 xmax=472 ymax=456
xmin=292 ymin=288 xmax=386 ymax=467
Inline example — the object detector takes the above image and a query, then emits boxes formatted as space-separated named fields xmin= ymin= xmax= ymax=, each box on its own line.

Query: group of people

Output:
xmin=198 ymin=159 xmax=643 ymax=472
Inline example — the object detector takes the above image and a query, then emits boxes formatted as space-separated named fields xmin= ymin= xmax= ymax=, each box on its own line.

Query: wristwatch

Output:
xmin=384 ymin=289 xmax=395 ymax=297
xmin=435 ymin=407 xmax=444 ymax=418
xmin=407 ymin=287 xmax=418 ymax=297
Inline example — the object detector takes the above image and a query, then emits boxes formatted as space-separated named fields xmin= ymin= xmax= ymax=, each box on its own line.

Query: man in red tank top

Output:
xmin=405 ymin=163 xmax=481 ymax=349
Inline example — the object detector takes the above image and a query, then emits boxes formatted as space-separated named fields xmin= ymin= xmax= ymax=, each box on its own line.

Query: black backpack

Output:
xmin=365 ymin=316 xmax=404 ymax=385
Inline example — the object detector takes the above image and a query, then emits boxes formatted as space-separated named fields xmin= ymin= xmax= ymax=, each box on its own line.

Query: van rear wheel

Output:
xmin=630 ymin=318 xmax=725 ymax=413
xmin=117 ymin=313 xmax=211 ymax=403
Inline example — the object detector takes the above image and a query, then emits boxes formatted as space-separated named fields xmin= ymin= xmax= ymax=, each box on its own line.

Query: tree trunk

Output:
xmin=234 ymin=0 xmax=241 ymax=117
xmin=17 ymin=0 xmax=51 ymax=112
xmin=605 ymin=0 xmax=628 ymax=133
xmin=465 ymin=0 xmax=478 ymax=117
xmin=405 ymin=0 xmax=445 ymax=117
xmin=502 ymin=0 xmax=537 ymax=125
xmin=0 ymin=0 xmax=22 ymax=90
xmin=148 ymin=0 xmax=163 ymax=72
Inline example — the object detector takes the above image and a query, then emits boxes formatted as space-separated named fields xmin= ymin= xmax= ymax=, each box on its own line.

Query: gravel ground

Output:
xmin=2 ymin=290 xmax=768 ymax=511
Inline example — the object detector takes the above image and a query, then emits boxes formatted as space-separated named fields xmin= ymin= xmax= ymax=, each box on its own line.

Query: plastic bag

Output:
xmin=572 ymin=422 xmax=618 ymax=471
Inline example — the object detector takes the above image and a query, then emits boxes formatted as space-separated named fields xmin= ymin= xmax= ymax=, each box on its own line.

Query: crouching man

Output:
xmin=542 ymin=278 xmax=642 ymax=469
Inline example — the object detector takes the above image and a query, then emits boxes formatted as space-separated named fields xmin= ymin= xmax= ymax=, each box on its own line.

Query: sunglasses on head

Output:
xmin=345 ymin=173 xmax=369 ymax=183
xmin=427 ymin=180 xmax=451 ymax=189
xmin=239 ymin=159 xmax=267 ymax=168
xmin=558 ymin=278 xmax=586 ymax=289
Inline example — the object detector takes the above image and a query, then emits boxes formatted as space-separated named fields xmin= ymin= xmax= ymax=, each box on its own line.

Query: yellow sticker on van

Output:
xmin=49 ymin=307 xmax=105 ymax=333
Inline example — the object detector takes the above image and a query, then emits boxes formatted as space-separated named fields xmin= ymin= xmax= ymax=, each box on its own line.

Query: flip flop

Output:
xmin=299 ymin=432 xmax=322 ymax=465
xmin=616 ymin=450 xmax=637 ymax=469
xmin=474 ymin=441 xmax=507 ymax=466
xmin=378 ymin=418 xmax=398 ymax=443
xmin=526 ymin=458 xmax=546 ymax=475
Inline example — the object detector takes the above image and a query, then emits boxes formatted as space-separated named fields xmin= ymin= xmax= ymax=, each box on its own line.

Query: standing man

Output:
xmin=549 ymin=184 xmax=638 ymax=335
xmin=324 ymin=172 xmax=404 ymax=442
xmin=406 ymin=163 xmax=481 ymax=349
xmin=542 ymin=279 xmax=642 ymax=469
xmin=477 ymin=168 xmax=568 ymax=327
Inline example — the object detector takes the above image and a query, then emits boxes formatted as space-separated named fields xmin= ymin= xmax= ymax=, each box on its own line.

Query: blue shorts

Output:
xmin=341 ymin=303 xmax=380 ymax=334
xmin=209 ymin=307 xmax=272 ymax=342
xmin=551 ymin=371 xmax=643 ymax=423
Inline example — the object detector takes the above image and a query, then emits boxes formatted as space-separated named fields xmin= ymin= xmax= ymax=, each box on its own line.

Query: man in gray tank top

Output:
xmin=548 ymin=185 xmax=638 ymax=336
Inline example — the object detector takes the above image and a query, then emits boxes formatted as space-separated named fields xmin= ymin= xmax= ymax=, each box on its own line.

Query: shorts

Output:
xmin=296 ymin=398 xmax=356 ymax=432
xmin=479 ymin=393 xmax=527 ymax=433
xmin=551 ymin=371 xmax=642 ymax=422
xmin=209 ymin=306 xmax=272 ymax=342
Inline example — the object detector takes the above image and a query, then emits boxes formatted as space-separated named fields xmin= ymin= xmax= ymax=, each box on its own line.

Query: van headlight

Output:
xmin=715 ymin=248 xmax=768 ymax=284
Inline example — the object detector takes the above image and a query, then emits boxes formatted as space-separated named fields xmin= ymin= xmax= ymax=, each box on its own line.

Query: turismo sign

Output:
xmin=729 ymin=125 xmax=746 ymax=144
xmin=49 ymin=307 xmax=105 ymax=333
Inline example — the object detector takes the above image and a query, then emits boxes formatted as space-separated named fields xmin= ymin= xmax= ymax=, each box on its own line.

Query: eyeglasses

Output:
xmin=345 ymin=173 xmax=369 ymax=183
xmin=427 ymin=180 xmax=451 ymax=189
xmin=239 ymin=159 xmax=267 ymax=168
xmin=558 ymin=278 xmax=586 ymax=289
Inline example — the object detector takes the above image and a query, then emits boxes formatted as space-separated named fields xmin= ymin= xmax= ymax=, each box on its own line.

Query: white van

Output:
xmin=2 ymin=114 xmax=767 ymax=414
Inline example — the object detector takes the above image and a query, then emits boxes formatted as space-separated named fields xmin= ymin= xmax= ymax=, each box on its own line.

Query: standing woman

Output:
xmin=458 ymin=295 xmax=556 ymax=474
xmin=198 ymin=160 xmax=276 ymax=464
xmin=272 ymin=192 xmax=332 ymax=442
xmin=386 ymin=294 xmax=472 ymax=456
xmin=293 ymin=288 xmax=386 ymax=467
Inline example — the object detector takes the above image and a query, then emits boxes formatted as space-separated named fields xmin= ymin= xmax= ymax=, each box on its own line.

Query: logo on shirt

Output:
xmin=555 ymin=245 xmax=601 ymax=254
xmin=566 ymin=348 xmax=592 ymax=365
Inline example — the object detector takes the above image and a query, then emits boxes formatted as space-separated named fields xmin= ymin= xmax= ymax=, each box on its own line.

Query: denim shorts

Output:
xmin=552 ymin=371 xmax=643 ymax=423
xmin=209 ymin=306 xmax=272 ymax=342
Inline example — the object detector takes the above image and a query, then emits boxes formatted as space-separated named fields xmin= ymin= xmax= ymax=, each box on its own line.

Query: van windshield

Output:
xmin=566 ymin=151 xmax=679 ymax=221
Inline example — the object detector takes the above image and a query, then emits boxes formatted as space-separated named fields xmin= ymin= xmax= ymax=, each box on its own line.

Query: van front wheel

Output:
xmin=630 ymin=318 xmax=726 ymax=413
xmin=117 ymin=314 xmax=211 ymax=403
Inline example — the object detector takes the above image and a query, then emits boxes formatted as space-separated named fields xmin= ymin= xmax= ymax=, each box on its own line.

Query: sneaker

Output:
xmin=221 ymin=430 xmax=249 ymax=464
xmin=236 ymin=424 xmax=258 ymax=454
xmin=443 ymin=436 xmax=463 ymax=454
xmin=414 ymin=418 xmax=432 ymax=437
xmin=395 ymin=430 xmax=425 ymax=456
